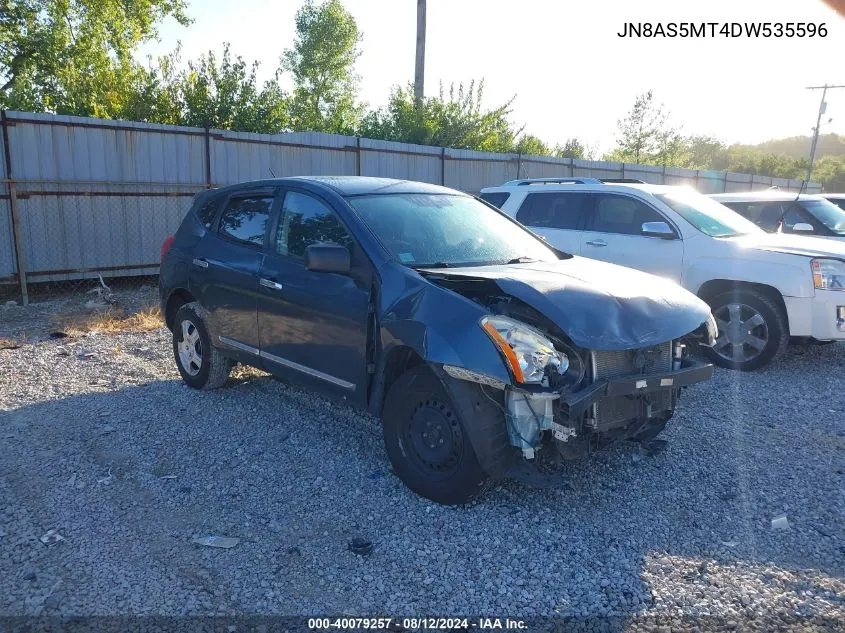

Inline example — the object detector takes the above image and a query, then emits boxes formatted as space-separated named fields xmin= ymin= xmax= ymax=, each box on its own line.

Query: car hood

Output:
xmin=420 ymin=257 xmax=711 ymax=350
xmin=730 ymin=233 xmax=845 ymax=258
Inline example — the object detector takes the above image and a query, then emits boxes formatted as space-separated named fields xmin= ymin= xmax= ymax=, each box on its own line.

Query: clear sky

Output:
xmin=137 ymin=0 xmax=845 ymax=154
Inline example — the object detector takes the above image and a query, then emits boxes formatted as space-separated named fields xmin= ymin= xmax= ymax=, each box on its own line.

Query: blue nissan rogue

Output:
xmin=160 ymin=176 xmax=715 ymax=504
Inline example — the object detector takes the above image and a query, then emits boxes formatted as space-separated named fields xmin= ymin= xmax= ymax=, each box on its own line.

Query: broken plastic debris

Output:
xmin=721 ymin=540 xmax=738 ymax=547
xmin=348 ymin=537 xmax=373 ymax=556
xmin=159 ymin=475 xmax=177 ymax=480
xmin=40 ymin=529 xmax=65 ymax=545
xmin=771 ymin=514 xmax=790 ymax=530
xmin=97 ymin=469 xmax=113 ymax=485
xmin=192 ymin=536 xmax=240 ymax=549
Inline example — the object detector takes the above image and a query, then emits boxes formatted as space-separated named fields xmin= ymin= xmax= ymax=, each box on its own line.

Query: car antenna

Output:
xmin=268 ymin=167 xmax=277 ymax=178
xmin=796 ymin=178 xmax=806 ymax=202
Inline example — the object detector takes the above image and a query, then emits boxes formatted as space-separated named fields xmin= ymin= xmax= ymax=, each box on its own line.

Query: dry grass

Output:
xmin=52 ymin=305 xmax=163 ymax=336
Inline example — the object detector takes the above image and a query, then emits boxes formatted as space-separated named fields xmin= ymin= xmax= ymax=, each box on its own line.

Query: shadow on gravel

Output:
xmin=1 ymin=343 xmax=843 ymax=619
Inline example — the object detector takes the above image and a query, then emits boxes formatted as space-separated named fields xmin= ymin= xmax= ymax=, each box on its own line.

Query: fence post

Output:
xmin=357 ymin=137 xmax=362 ymax=176
xmin=621 ymin=163 xmax=626 ymax=179
xmin=204 ymin=126 xmax=212 ymax=188
xmin=723 ymin=171 xmax=729 ymax=192
xmin=1 ymin=111 xmax=28 ymax=306
xmin=516 ymin=152 xmax=522 ymax=180
xmin=440 ymin=146 xmax=446 ymax=185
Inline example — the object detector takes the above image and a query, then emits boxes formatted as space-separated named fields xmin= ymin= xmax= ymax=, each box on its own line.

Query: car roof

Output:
xmin=214 ymin=176 xmax=460 ymax=197
xmin=480 ymin=181 xmax=681 ymax=195
xmin=710 ymin=191 xmax=823 ymax=202
xmin=823 ymin=193 xmax=845 ymax=199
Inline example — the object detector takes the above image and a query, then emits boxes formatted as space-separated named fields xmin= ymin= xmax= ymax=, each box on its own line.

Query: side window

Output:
xmin=195 ymin=197 xmax=221 ymax=228
xmin=592 ymin=194 xmax=668 ymax=236
xmin=516 ymin=193 xmax=589 ymax=230
xmin=218 ymin=195 xmax=274 ymax=246
xmin=751 ymin=203 xmax=786 ymax=231
xmin=479 ymin=192 xmax=511 ymax=208
xmin=782 ymin=205 xmax=810 ymax=231
xmin=277 ymin=191 xmax=353 ymax=258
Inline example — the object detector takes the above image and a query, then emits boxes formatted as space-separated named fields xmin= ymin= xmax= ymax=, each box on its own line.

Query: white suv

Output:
xmin=479 ymin=178 xmax=845 ymax=371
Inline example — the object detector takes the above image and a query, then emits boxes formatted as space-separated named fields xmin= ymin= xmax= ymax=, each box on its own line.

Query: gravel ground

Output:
xmin=0 ymin=304 xmax=843 ymax=629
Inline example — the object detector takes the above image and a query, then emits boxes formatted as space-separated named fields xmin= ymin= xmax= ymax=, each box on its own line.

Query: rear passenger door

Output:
xmin=514 ymin=191 xmax=590 ymax=254
xmin=191 ymin=188 xmax=278 ymax=353
xmin=581 ymin=193 xmax=684 ymax=282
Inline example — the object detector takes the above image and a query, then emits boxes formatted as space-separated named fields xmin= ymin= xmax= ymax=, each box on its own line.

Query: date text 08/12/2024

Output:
xmin=617 ymin=22 xmax=828 ymax=37
xmin=307 ymin=618 xmax=528 ymax=630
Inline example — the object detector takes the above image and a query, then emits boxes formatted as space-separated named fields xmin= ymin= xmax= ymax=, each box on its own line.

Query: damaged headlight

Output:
xmin=812 ymin=258 xmax=845 ymax=291
xmin=480 ymin=315 xmax=568 ymax=385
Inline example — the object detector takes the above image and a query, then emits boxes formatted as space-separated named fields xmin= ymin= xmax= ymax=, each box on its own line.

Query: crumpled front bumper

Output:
xmin=559 ymin=358 xmax=713 ymax=420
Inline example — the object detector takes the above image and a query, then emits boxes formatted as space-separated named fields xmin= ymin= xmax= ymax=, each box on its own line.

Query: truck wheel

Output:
xmin=172 ymin=302 xmax=232 ymax=389
xmin=704 ymin=289 xmax=789 ymax=371
xmin=382 ymin=366 xmax=489 ymax=505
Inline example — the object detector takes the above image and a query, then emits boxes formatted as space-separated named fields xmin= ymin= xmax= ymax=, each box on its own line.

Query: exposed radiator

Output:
xmin=590 ymin=342 xmax=673 ymax=430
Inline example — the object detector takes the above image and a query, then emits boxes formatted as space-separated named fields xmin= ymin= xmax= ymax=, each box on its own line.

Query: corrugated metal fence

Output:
xmin=0 ymin=110 xmax=821 ymax=302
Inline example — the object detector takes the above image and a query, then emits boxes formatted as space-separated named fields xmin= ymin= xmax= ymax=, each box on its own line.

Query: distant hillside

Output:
xmin=735 ymin=133 xmax=845 ymax=160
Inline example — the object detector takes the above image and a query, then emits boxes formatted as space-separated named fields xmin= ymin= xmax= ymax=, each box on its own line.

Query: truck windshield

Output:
xmin=656 ymin=190 xmax=763 ymax=238
xmin=802 ymin=199 xmax=845 ymax=235
xmin=347 ymin=193 xmax=562 ymax=267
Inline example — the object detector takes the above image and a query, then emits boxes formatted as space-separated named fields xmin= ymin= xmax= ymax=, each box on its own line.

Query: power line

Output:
xmin=804 ymin=83 xmax=845 ymax=185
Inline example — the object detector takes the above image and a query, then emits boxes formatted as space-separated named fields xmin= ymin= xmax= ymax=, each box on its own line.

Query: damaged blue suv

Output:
xmin=160 ymin=177 xmax=716 ymax=504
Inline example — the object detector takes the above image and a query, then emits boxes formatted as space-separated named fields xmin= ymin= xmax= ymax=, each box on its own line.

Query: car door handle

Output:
xmin=259 ymin=278 xmax=283 ymax=291
xmin=585 ymin=239 xmax=607 ymax=247
xmin=192 ymin=258 xmax=209 ymax=268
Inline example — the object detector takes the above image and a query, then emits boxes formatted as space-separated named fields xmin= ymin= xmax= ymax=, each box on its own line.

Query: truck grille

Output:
xmin=591 ymin=342 xmax=673 ymax=430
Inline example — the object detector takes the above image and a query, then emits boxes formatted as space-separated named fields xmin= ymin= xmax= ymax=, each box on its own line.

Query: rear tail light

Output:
xmin=160 ymin=235 xmax=175 ymax=261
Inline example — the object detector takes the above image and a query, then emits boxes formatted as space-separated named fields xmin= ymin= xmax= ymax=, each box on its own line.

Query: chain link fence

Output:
xmin=0 ymin=180 xmax=201 ymax=306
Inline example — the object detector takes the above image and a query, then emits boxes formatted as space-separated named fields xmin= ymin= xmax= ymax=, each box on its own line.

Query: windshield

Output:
xmin=347 ymin=193 xmax=561 ymax=267
xmin=802 ymin=199 xmax=845 ymax=235
xmin=656 ymin=189 xmax=763 ymax=237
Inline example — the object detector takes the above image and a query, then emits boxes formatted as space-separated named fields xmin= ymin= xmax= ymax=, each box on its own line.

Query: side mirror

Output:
xmin=791 ymin=222 xmax=814 ymax=233
xmin=641 ymin=221 xmax=675 ymax=239
xmin=305 ymin=243 xmax=351 ymax=274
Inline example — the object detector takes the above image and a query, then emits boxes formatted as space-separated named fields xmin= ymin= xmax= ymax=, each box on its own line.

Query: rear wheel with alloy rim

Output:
xmin=172 ymin=302 xmax=232 ymax=389
xmin=704 ymin=289 xmax=788 ymax=371
xmin=382 ymin=366 xmax=489 ymax=505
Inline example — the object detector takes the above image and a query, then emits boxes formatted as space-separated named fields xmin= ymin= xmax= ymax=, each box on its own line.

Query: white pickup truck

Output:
xmin=480 ymin=178 xmax=845 ymax=371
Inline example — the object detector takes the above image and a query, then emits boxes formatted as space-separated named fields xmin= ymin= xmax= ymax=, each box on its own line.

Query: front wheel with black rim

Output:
xmin=703 ymin=289 xmax=789 ymax=371
xmin=172 ymin=302 xmax=233 ymax=389
xmin=382 ymin=366 xmax=489 ymax=505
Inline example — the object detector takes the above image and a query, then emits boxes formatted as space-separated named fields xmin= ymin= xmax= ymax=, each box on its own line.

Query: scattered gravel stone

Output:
xmin=1 ymin=321 xmax=843 ymax=620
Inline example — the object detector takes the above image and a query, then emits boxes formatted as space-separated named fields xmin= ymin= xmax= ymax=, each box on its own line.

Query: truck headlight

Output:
xmin=480 ymin=315 xmax=568 ymax=384
xmin=812 ymin=259 xmax=845 ymax=291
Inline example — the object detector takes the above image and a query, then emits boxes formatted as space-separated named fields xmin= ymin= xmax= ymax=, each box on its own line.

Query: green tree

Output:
xmin=514 ymin=134 xmax=550 ymax=156
xmin=0 ymin=0 xmax=190 ymax=116
xmin=814 ymin=155 xmax=845 ymax=191
xmin=179 ymin=44 xmax=290 ymax=132
xmin=281 ymin=0 xmax=363 ymax=134
xmin=360 ymin=80 xmax=521 ymax=152
xmin=609 ymin=90 xmax=677 ymax=164
xmin=554 ymin=138 xmax=586 ymax=160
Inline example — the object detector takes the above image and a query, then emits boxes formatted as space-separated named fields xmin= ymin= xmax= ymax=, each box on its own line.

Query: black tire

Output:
xmin=703 ymin=289 xmax=789 ymax=371
xmin=172 ymin=302 xmax=232 ymax=389
xmin=382 ymin=366 xmax=489 ymax=505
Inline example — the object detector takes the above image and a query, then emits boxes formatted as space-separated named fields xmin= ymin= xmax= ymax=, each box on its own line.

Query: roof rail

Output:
xmin=599 ymin=178 xmax=645 ymax=184
xmin=502 ymin=177 xmax=603 ymax=186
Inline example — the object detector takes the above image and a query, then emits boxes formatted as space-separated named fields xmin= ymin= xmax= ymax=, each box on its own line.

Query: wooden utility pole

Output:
xmin=414 ymin=0 xmax=426 ymax=108
xmin=805 ymin=83 xmax=845 ymax=185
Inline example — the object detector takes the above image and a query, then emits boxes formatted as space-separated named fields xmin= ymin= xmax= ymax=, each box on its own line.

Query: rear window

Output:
xmin=479 ymin=192 xmax=511 ymax=208
xmin=195 ymin=196 xmax=221 ymax=228
xmin=218 ymin=195 xmax=275 ymax=246
xmin=516 ymin=192 xmax=589 ymax=230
